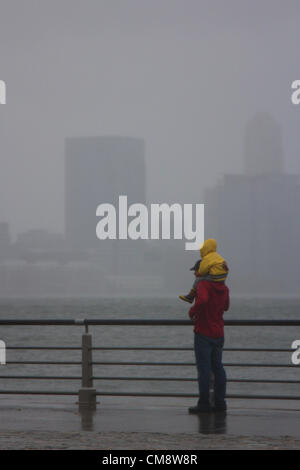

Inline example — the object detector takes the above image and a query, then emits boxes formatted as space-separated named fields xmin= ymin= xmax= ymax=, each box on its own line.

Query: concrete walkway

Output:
xmin=0 ymin=396 xmax=300 ymax=439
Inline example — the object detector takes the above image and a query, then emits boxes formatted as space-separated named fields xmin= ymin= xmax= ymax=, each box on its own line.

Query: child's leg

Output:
xmin=192 ymin=277 xmax=202 ymax=289
xmin=179 ymin=280 xmax=197 ymax=304
xmin=179 ymin=276 xmax=204 ymax=304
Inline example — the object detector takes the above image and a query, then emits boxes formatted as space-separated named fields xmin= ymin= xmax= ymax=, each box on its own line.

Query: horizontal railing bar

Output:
xmin=0 ymin=389 xmax=299 ymax=400
xmin=0 ymin=376 xmax=81 ymax=380
xmin=228 ymin=379 xmax=300 ymax=383
xmin=92 ymin=347 xmax=294 ymax=352
xmin=5 ymin=346 xmax=293 ymax=352
xmin=0 ymin=376 xmax=298 ymax=384
xmin=92 ymin=347 xmax=194 ymax=351
xmin=6 ymin=347 xmax=80 ymax=350
xmin=225 ymin=363 xmax=299 ymax=367
xmin=92 ymin=377 xmax=300 ymax=384
xmin=0 ymin=320 xmax=83 ymax=325
xmin=5 ymin=360 xmax=297 ymax=367
xmin=86 ymin=320 xmax=300 ymax=326
xmin=94 ymin=392 xmax=300 ymax=400
xmin=224 ymin=348 xmax=294 ymax=352
xmin=92 ymin=361 xmax=298 ymax=367
xmin=92 ymin=361 xmax=196 ymax=366
xmin=0 ymin=319 xmax=300 ymax=326
xmin=0 ymin=390 xmax=78 ymax=395
xmin=6 ymin=361 xmax=81 ymax=365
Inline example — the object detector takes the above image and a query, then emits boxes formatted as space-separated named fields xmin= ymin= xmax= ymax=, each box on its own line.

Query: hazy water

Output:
xmin=0 ymin=297 xmax=299 ymax=399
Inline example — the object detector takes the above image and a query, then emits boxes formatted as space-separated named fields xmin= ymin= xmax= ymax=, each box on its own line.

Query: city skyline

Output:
xmin=0 ymin=1 xmax=299 ymax=238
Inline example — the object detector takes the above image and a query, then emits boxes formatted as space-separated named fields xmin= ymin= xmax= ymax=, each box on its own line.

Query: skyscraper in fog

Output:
xmin=204 ymin=113 xmax=300 ymax=295
xmin=65 ymin=136 xmax=146 ymax=273
xmin=244 ymin=112 xmax=284 ymax=176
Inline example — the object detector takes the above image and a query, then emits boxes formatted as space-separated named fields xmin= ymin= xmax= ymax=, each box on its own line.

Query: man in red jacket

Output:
xmin=188 ymin=273 xmax=230 ymax=413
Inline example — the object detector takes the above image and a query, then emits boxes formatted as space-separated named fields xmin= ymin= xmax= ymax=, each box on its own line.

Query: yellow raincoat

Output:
xmin=197 ymin=239 xmax=229 ymax=281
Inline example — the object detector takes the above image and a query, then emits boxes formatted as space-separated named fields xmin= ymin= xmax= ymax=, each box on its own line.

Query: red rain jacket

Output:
xmin=189 ymin=280 xmax=230 ymax=338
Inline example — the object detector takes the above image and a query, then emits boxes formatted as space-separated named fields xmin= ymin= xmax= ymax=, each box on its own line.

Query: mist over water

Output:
xmin=0 ymin=1 xmax=299 ymax=297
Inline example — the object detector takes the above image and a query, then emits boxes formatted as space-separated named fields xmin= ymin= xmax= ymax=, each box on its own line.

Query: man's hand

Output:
xmin=189 ymin=308 xmax=196 ymax=322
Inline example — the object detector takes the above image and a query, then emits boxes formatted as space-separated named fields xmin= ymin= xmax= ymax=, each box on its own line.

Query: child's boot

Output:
xmin=179 ymin=288 xmax=196 ymax=304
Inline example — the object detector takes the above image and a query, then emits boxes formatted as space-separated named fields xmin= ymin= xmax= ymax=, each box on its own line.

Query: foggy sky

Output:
xmin=0 ymin=0 xmax=299 ymax=238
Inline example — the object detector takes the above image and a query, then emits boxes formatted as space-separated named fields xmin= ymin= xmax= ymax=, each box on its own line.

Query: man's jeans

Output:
xmin=194 ymin=332 xmax=226 ymax=406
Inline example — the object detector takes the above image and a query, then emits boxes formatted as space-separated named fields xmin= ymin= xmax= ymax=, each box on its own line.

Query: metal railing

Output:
xmin=0 ymin=319 xmax=299 ymax=409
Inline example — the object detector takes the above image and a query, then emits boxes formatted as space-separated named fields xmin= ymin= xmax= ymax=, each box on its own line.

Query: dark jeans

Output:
xmin=194 ymin=332 xmax=226 ymax=406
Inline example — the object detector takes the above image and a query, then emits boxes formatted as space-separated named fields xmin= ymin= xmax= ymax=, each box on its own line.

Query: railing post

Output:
xmin=78 ymin=325 xmax=96 ymax=410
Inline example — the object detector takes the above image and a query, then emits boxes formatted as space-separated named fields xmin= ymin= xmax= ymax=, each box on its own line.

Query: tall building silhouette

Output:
xmin=65 ymin=136 xmax=146 ymax=274
xmin=204 ymin=114 xmax=300 ymax=294
xmin=244 ymin=112 xmax=284 ymax=175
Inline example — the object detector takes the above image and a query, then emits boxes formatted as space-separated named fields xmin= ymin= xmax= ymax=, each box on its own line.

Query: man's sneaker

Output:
xmin=179 ymin=294 xmax=194 ymax=304
xmin=188 ymin=403 xmax=212 ymax=414
xmin=212 ymin=404 xmax=227 ymax=413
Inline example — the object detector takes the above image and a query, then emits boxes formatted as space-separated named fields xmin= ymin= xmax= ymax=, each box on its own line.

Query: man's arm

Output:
xmin=224 ymin=287 xmax=230 ymax=312
xmin=189 ymin=282 xmax=209 ymax=320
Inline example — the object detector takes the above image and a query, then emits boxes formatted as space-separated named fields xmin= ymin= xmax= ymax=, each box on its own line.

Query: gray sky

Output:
xmin=0 ymin=0 xmax=299 ymax=238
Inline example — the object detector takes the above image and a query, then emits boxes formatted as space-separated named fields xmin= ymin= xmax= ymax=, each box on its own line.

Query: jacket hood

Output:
xmin=200 ymin=238 xmax=217 ymax=257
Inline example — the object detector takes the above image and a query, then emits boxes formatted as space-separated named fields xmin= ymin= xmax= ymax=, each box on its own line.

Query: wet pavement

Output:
xmin=0 ymin=396 xmax=300 ymax=438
